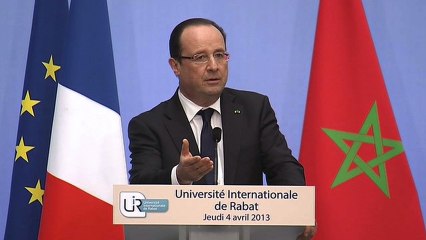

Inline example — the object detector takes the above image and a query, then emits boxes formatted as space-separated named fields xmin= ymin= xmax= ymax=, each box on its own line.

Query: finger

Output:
xmin=192 ymin=156 xmax=213 ymax=168
xmin=182 ymin=157 xmax=212 ymax=179
xmin=181 ymin=139 xmax=191 ymax=158
xmin=303 ymin=226 xmax=316 ymax=239
xmin=194 ymin=158 xmax=214 ymax=174
xmin=180 ymin=157 xmax=202 ymax=172
xmin=296 ymin=226 xmax=315 ymax=240
xmin=177 ymin=158 xmax=210 ymax=183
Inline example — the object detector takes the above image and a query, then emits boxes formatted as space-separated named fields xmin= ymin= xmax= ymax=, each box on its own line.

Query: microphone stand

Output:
xmin=212 ymin=127 xmax=222 ymax=185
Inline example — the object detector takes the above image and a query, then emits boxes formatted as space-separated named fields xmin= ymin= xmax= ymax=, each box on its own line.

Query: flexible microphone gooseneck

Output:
xmin=212 ymin=127 xmax=222 ymax=185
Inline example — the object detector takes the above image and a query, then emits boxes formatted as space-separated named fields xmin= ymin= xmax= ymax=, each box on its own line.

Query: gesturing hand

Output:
xmin=176 ymin=139 xmax=214 ymax=185
xmin=296 ymin=225 xmax=317 ymax=240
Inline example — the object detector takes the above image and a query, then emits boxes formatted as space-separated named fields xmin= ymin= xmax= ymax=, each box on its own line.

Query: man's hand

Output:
xmin=176 ymin=139 xmax=214 ymax=184
xmin=296 ymin=225 xmax=317 ymax=240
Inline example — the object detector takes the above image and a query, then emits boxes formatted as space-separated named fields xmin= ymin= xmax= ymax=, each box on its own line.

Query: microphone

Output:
xmin=212 ymin=127 xmax=222 ymax=185
xmin=212 ymin=127 xmax=222 ymax=143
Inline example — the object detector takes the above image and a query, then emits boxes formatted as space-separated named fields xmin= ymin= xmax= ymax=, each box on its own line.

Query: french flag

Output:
xmin=38 ymin=0 xmax=128 ymax=239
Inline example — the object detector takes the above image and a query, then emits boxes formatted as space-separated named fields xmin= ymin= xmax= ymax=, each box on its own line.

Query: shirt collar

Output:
xmin=178 ymin=89 xmax=221 ymax=122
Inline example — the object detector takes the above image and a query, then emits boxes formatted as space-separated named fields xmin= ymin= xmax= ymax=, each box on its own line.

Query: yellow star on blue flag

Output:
xmin=25 ymin=180 xmax=45 ymax=205
xmin=21 ymin=91 xmax=40 ymax=116
xmin=42 ymin=55 xmax=61 ymax=81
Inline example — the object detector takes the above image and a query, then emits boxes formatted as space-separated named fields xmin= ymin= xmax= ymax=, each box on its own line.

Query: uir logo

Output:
xmin=120 ymin=192 xmax=146 ymax=218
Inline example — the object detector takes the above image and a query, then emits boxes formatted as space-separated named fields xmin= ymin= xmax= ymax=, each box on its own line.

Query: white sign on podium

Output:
xmin=113 ymin=185 xmax=315 ymax=240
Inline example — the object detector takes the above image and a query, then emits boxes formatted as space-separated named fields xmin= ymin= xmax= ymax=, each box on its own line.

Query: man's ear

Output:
xmin=168 ymin=58 xmax=180 ymax=76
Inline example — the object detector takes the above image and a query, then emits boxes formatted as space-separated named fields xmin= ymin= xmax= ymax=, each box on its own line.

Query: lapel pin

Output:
xmin=234 ymin=109 xmax=241 ymax=114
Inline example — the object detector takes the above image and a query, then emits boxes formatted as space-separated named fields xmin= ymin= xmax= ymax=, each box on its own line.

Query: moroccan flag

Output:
xmin=299 ymin=0 xmax=425 ymax=239
xmin=4 ymin=0 xmax=68 ymax=239
xmin=38 ymin=0 xmax=128 ymax=239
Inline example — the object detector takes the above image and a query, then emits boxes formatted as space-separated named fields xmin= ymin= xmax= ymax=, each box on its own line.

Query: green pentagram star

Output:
xmin=322 ymin=102 xmax=404 ymax=198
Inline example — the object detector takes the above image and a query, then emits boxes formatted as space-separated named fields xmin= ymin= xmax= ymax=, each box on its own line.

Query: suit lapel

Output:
xmin=164 ymin=91 xmax=200 ymax=158
xmin=221 ymin=89 xmax=243 ymax=184
xmin=164 ymin=89 xmax=243 ymax=185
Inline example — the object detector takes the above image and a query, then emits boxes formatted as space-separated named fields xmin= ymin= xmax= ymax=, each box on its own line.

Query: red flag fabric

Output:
xmin=299 ymin=0 xmax=425 ymax=239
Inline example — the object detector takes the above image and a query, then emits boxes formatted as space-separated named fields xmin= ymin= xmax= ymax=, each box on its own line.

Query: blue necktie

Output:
xmin=198 ymin=108 xmax=215 ymax=185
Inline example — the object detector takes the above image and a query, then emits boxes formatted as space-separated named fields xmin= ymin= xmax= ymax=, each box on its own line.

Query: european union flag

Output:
xmin=4 ymin=0 xmax=68 ymax=239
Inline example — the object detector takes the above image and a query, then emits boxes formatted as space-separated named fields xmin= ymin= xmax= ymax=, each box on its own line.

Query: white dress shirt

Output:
xmin=171 ymin=90 xmax=224 ymax=185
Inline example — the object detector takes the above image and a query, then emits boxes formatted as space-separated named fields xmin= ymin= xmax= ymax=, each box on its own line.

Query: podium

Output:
xmin=113 ymin=185 xmax=315 ymax=240
xmin=125 ymin=225 xmax=306 ymax=240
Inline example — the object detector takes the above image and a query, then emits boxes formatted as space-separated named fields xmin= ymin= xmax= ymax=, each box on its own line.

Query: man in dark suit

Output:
xmin=128 ymin=17 xmax=305 ymax=186
xmin=128 ymin=18 xmax=315 ymax=239
xmin=129 ymin=87 xmax=305 ymax=186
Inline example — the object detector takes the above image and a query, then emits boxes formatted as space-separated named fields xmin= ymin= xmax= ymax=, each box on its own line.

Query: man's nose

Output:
xmin=206 ymin=56 xmax=219 ymax=70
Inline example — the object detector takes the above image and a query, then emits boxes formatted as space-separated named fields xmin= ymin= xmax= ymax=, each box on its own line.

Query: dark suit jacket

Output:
xmin=128 ymin=88 xmax=305 ymax=186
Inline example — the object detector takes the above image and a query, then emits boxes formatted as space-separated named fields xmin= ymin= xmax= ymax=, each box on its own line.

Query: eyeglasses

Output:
xmin=179 ymin=52 xmax=230 ymax=64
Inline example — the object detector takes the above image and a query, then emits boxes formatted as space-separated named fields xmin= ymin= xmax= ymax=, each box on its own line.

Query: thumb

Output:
xmin=181 ymin=139 xmax=191 ymax=158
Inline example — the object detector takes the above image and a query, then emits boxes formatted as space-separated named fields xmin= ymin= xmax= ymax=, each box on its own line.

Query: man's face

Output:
xmin=169 ymin=25 xmax=228 ymax=107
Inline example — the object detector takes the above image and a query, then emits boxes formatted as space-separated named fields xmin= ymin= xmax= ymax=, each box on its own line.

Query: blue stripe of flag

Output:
xmin=59 ymin=0 xmax=120 ymax=114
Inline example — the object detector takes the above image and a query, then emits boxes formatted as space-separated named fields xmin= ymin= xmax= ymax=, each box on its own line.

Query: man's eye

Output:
xmin=214 ymin=53 xmax=225 ymax=59
xmin=194 ymin=54 xmax=207 ymax=61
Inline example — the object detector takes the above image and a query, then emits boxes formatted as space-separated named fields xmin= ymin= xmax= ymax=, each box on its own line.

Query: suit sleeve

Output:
xmin=128 ymin=116 xmax=173 ymax=184
xmin=259 ymin=96 xmax=306 ymax=186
